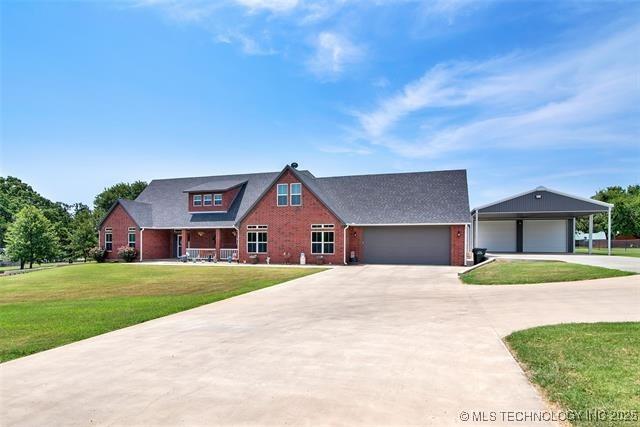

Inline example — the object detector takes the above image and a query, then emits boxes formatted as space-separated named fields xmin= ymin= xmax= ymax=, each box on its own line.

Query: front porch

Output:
xmin=174 ymin=228 xmax=239 ymax=262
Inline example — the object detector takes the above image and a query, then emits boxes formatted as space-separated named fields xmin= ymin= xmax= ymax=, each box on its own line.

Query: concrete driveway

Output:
xmin=1 ymin=266 xmax=639 ymax=426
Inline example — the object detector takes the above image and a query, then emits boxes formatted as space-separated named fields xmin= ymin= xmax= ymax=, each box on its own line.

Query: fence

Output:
xmin=575 ymin=239 xmax=639 ymax=249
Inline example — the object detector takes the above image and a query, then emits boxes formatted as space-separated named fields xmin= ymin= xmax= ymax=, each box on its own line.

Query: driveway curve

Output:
xmin=1 ymin=265 xmax=639 ymax=426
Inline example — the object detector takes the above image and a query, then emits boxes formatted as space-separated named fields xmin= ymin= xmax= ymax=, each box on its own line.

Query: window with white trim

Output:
xmin=311 ymin=229 xmax=334 ymax=254
xmin=311 ymin=224 xmax=334 ymax=229
xmin=247 ymin=225 xmax=268 ymax=230
xmin=213 ymin=194 xmax=223 ymax=206
xmin=277 ymin=184 xmax=288 ymax=206
xmin=203 ymin=194 xmax=212 ymax=206
xmin=105 ymin=227 xmax=113 ymax=251
xmin=128 ymin=227 xmax=136 ymax=248
xmin=193 ymin=194 xmax=202 ymax=206
xmin=290 ymin=183 xmax=302 ymax=206
xmin=247 ymin=231 xmax=268 ymax=253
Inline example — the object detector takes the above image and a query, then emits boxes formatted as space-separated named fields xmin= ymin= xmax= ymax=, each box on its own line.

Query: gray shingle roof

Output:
xmin=121 ymin=167 xmax=470 ymax=228
xmin=312 ymin=170 xmax=471 ymax=224
xmin=182 ymin=179 xmax=247 ymax=193
xmin=118 ymin=199 xmax=153 ymax=228
xmin=134 ymin=172 xmax=279 ymax=228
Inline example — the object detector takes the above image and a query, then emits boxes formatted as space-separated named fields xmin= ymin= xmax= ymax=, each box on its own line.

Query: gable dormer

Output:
xmin=184 ymin=179 xmax=245 ymax=213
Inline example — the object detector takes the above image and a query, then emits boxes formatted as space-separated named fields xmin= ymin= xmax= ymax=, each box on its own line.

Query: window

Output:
xmin=277 ymin=184 xmax=288 ymax=206
xmin=311 ymin=230 xmax=334 ymax=254
xmin=193 ymin=194 xmax=202 ymax=206
xmin=128 ymin=227 xmax=136 ymax=248
xmin=203 ymin=194 xmax=212 ymax=206
xmin=247 ymin=225 xmax=268 ymax=230
xmin=247 ymin=231 xmax=268 ymax=253
xmin=105 ymin=228 xmax=113 ymax=252
xmin=311 ymin=224 xmax=334 ymax=229
xmin=213 ymin=194 xmax=223 ymax=206
xmin=290 ymin=183 xmax=302 ymax=206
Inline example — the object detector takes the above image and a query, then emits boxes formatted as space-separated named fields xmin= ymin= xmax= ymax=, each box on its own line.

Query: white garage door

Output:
xmin=478 ymin=221 xmax=516 ymax=252
xmin=523 ymin=220 xmax=567 ymax=253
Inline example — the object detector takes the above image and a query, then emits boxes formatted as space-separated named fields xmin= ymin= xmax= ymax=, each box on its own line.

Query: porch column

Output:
xmin=181 ymin=229 xmax=188 ymax=256
xmin=215 ymin=228 xmax=221 ymax=258
xmin=572 ymin=217 xmax=576 ymax=253
xmin=588 ymin=214 xmax=593 ymax=255
xmin=474 ymin=211 xmax=479 ymax=248
xmin=608 ymin=207 xmax=612 ymax=256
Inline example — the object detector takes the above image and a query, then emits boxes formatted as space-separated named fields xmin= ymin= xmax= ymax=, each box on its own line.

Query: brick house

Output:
xmin=98 ymin=165 xmax=471 ymax=266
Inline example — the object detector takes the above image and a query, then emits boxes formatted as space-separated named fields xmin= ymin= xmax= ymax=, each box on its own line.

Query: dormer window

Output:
xmin=277 ymin=184 xmax=288 ymax=206
xmin=193 ymin=195 xmax=202 ymax=206
xmin=214 ymin=194 xmax=223 ymax=206
xmin=203 ymin=194 xmax=212 ymax=206
xmin=290 ymin=183 xmax=302 ymax=206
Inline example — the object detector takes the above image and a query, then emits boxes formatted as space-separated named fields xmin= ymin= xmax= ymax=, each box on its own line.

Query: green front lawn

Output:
xmin=506 ymin=323 xmax=640 ymax=427
xmin=575 ymin=247 xmax=640 ymax=258
xmin=460 ymin=259 xmax=633 ymax=285
xmin=0 ymin=263 xmax=324 ymax=362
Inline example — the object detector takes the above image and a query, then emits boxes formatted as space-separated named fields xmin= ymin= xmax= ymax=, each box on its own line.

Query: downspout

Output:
xmin=139 ymin=228 xmax=144 ymax=262
xmin=343 ymin=224 xmax=350 ymax=265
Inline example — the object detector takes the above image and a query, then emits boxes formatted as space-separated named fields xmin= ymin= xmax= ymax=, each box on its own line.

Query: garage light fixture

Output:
xmin=535 ymin=194 xmax=542 ymax=199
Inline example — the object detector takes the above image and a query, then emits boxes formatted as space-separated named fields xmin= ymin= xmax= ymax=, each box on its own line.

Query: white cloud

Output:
xmin=215 ymin=32 xmax=276 ymax=55
xmin=306 ymin=31 xmax=365 ymax=79
xmin=353 ymin=25 xmax=640 ymax=157
xmin=233 ymin=0 xmax=299 ymax=14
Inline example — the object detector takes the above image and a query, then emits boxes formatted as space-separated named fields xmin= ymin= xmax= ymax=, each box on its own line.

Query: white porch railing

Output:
xmin=219 ymin=248 xmax=239 ymax=261
xmin=185 ymin=248 xmax=216 ymax=261
xmin=184 ymin=248 xmax=238 ymax=261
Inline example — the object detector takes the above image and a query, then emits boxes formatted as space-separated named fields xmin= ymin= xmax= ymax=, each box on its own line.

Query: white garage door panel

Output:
xmin=479 ymin=221 xmax=516 ymax=252
xmin=523 ymin=220 xmax=567 ymax=253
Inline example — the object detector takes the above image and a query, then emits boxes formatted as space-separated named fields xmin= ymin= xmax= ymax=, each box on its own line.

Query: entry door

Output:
xmin=176 ymin=235 xmax=183 ymax=257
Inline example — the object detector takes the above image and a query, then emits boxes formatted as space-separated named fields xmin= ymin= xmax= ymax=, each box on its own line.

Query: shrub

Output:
xmin=117 ymin=246 xmax=137 ymax=262
xmin=89 ymin=247 xmax=107 ymax=263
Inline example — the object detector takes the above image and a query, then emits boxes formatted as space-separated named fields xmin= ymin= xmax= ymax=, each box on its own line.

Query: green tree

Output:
xmin=0 ymin=176 xmax=73 ymax=248
xmin=576 ymin=185 xmax=640 ymax=237
xmin=94 ymin=181 xmax=147 ymax=219
xmin=5 ymin=206 xmax=59 ymax=269
xmin=69 ymin=207 xmax=98 ymax=261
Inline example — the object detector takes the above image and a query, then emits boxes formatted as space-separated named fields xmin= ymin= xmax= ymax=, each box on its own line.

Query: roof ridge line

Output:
xmin=316 ymin=169 xmax=466 ymax=180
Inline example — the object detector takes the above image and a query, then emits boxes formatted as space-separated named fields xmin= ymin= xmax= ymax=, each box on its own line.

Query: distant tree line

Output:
xmin=0 ymin=177 xmax=147 ymax=269
xmin=575 ymin=185 xmax=640 ymax=238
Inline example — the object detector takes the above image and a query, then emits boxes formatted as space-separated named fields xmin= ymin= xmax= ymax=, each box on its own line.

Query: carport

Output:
xmin=471 ymin=187 xmax=613 ymax=255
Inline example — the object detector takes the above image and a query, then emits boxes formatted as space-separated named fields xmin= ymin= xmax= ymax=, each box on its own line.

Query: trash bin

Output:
xmin=472 ymin=248 xmax=487 ymax=265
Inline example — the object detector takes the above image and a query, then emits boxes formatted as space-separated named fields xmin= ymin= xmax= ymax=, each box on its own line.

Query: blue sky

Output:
xmin=1 ymin=0 xmax=639 ymax=208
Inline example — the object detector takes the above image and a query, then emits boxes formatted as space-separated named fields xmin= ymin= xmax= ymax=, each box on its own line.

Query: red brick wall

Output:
xmin=188 ymin=186 xmax=241 ymax=212
xmin=346 ymin=226 xmax=363 ymax=263
xmin=99 ymin=205 xmax=139 ymax=260
xmin=219 ymin=228 xmax=237 ymax=248
xmin=188 ymin=230 xmax=216 ymax=248
xmin=450 ymin=225 xmax=466 ymax=266
xmin=142 ymin=229 xmax=171 ymax=260
xmin=239 ymin=170 xmax=345 ymax=264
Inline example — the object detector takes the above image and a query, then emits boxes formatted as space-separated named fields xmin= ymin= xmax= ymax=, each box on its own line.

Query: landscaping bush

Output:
xmin=89 ymin=247 xmax=107 ymax=263
xmin=117 ymin=246 xmax=137 ymax=262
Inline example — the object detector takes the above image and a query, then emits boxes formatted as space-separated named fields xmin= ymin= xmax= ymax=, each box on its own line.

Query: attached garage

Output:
xmin=361 ymin=226 xmax=451 ymax=265
xmin=471 ymin=186 xmax=613 ymax=254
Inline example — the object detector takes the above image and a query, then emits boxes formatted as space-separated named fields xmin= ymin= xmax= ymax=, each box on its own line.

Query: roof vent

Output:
xmin=291 ymin=162 xmax=299 ymax=169
xmin=535 ymin=194 xmax=542 ymax=199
